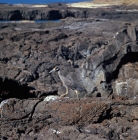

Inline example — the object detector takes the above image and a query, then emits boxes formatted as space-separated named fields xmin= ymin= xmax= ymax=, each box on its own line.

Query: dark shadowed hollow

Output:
xmin=106 ymin=52 xmax=138 ymax=83
xmin=0 ymin=77 xmax=35 ymax=99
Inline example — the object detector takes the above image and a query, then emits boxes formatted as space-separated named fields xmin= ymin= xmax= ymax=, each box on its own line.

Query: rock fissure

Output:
xmin=28 ymin=100 xmax=42 ymax=121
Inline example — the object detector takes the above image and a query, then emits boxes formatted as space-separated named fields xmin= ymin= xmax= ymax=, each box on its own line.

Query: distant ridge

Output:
xmin=123 ymin=0 xmax=138 ymax=5
xmin=93 ymin=0 xmax=138 ymax=5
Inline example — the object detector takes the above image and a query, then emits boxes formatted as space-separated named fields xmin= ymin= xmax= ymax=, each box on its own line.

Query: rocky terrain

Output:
xmin=1 ymin=3 xmax=138 ymax=21
xmin=1 ymin=3 xmax=138 ymax=140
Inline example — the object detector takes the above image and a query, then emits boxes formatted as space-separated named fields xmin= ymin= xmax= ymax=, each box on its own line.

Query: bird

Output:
xmin=49 ymin=67 xmax=85 ymax=98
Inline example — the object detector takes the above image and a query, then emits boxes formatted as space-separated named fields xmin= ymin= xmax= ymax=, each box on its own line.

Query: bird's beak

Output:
xmin=49 ymin=68 xmax=56 ymax=73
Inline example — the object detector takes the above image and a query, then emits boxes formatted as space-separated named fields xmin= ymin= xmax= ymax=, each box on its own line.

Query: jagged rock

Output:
xmin=112 ymin=62 xmax=138 ymax=98
xmin=1 ymin=4 xmax=138 ymax=21
xmin=77 ymin=26 xmax=138 ymax=98
xmin=1 ymin=4 xmax=138 ymax=140
xmin=0 ymin=15 xmax=138 ymax=99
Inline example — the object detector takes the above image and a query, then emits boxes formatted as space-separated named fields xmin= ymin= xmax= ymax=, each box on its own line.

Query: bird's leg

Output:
xmin=60 ymin=87 xmax=68 ymax=98
xmin=75 ymin=90 xmax=79 ymax=99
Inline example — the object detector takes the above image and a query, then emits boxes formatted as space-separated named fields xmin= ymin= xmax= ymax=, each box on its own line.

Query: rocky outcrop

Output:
xmin=0 ymin=15 xmax=138 ymax=99
xmin=1 ymin=4 xmax=138 ymax=20
xmin=1 ymin=4 xmax=138 ymax=140
xmin=78 ymin=26 xmax=138 ymax=98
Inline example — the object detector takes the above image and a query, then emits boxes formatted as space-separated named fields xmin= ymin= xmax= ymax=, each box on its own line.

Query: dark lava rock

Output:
xmin=1 ymin=4 xmax=138 ymax=140
xmin=0 ymin=4 xmax=138 ymax=21
xmin=1 ymin=97 xmax=138 ymax=140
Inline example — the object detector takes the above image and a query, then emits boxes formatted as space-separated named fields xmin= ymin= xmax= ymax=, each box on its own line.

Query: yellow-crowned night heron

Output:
xmin=49 ymin=67 xmax=85 ymax=98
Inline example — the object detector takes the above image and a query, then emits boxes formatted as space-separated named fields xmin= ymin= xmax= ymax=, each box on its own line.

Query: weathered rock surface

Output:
xmin=1 ymin=4 xmax=138 ymax=140
xmin=1 ymin=97 xmax=138 ymax=140
xmin=1 ymin=4 xmax=138 ymax=21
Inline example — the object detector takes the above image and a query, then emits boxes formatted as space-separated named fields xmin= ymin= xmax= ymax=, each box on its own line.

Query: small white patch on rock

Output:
xmin=49 ymin=129 xmax=61 ymax=135
xmin=0 ymin=99 xmax=10 ymax=118
xmin=14 ymin=28 xmax=21 ymax=31
xmin=44 ymin=95 xmax=59 ymax=102
xmin=85 ymin=129 xmax=91 ymax=133
xmin=0 ymin=100 xmax=9 ymax=109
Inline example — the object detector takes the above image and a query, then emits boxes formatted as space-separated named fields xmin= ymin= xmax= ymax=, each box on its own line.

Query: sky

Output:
xmin=0 ymin=0 xmax=88 ymax=4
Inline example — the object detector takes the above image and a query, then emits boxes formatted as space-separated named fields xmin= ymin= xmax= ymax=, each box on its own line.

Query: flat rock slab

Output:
xmin=1 ymin=97 xmax=138 ymax=139
xmin=32 ymin=97 xmax=138 ymax=125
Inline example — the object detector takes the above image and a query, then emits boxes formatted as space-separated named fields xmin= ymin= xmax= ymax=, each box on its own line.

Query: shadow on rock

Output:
xmin=0 ymin=77 xmax=36 ymax=99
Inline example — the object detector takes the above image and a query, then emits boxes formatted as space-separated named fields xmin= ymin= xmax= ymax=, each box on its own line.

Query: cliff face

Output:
xmin=1 ymin=4 xmax=138 ymax=20
xmin=1 ymin=4 xmax=138 ymax=140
